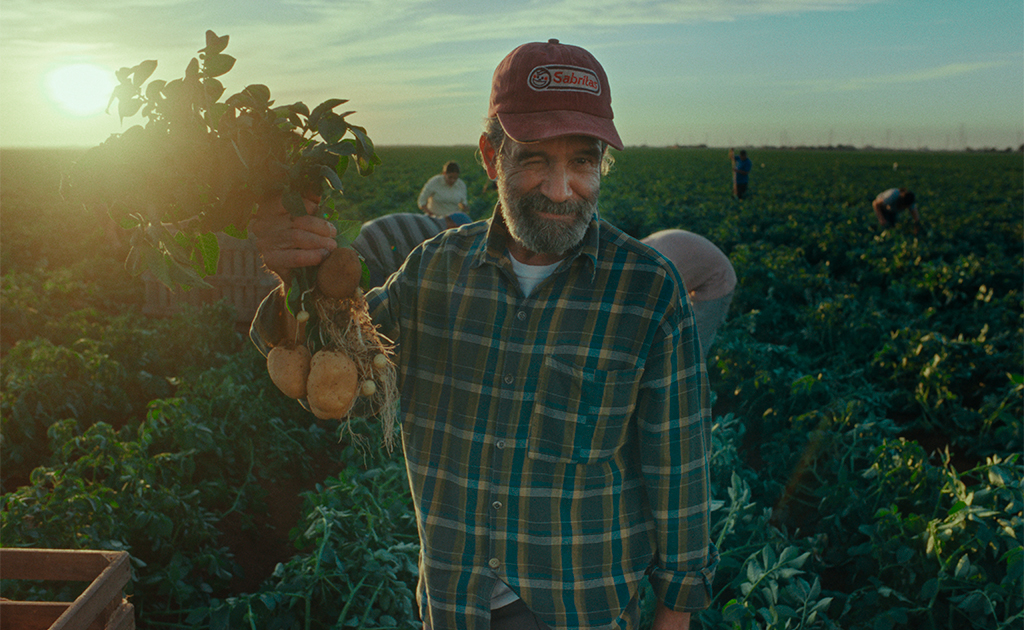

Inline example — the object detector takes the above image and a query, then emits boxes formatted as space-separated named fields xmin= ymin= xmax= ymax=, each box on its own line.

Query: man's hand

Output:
xmin=653 ymin=602 xmax=691 ymax=630
xmin=250 ymin=195 xmax=337 ymax=287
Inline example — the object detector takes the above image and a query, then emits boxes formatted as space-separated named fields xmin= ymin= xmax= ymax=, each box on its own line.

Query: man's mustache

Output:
xmin=518 ymin=193 xmax=593 ymax=217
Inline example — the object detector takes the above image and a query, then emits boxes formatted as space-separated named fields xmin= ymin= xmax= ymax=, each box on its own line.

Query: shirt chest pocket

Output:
xmin=528 ymin=356 xmax=642 ymax=465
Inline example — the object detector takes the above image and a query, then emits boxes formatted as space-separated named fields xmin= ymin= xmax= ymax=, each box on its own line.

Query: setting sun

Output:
xmin=45 ymin=63 xmax=116 ymax=116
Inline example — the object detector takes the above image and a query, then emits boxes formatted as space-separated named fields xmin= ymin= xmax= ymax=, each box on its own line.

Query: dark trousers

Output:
xmin=490 ymin=599 xmax=553 ymax=630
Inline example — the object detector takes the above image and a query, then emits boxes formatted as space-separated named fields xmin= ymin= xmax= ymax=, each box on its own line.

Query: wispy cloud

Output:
xmin=219 ymin=0 xmax=887 ymax=88
xmin=3 ymin=0 xmax=1019 ymax=149
xmin=792 ymin=60 xmax=1012 ymax=92
xmin=1 ymin=0 xmax=886 ymax=75
xmin=536 ymin=0 xmax=883 ymax=25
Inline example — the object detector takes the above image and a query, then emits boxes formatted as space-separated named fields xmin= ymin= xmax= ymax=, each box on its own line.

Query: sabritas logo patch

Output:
xmin=527 ymin=65 xmax=601 ymax=95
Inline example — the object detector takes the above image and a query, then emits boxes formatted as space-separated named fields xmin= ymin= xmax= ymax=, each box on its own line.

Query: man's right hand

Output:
xmin=250 ymin=195 xmax=338 ymax=287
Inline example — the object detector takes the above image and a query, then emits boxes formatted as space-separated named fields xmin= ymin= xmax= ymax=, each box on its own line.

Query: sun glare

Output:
xmin=45 ymin=63 xmax=117 ymax=117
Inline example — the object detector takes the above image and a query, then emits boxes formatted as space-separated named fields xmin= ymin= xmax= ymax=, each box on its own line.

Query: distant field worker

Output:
xmin=353 ymin=212 xmax=472 ymax=287
xmin=872 ymin=187 xmax=921 ymax=233
xmin=729 ymin=148 xmax=752 ymax=199
xmin=417 ymin=160 xmax=469 ymax=217
xmin=642 ymin=229 xmax=737 ymax=361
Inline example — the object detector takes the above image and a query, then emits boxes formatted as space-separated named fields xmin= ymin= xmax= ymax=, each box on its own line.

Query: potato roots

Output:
xmin=267 ymin=247 xmax=398 ymax=450
xmin=310 ymin=287 xmax=398 ymax=451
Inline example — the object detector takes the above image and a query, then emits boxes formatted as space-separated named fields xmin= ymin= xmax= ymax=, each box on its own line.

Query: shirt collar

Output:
xmin=473 ymin=203 xmax=599 ymax=282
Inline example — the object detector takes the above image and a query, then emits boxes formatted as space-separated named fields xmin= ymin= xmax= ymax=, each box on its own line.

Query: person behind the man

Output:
xmin=418 ymin=160 xmax=469 ymax=217
xmin=249 ymin=39 xmax=717 ymax=630
xmin=872 ymin=187 xmax=921 ymax=233
xmin=641 ymin=229 xmax=736 ymax=363
xmin=353 ymin=211 xmax=472 ymax=287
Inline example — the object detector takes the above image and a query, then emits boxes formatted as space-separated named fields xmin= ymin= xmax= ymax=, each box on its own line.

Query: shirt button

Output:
xmin=488 ymin=558 xmax=500 ymax=569
xmin=496 ymin=440 xmax=506 ymax=449
xmin=517 ymin=311 xmax=527 ymax=321
xmin=503 ymin=374 xmax=514 ymax=385
xmin=492 ymin=501 xmax=502 ymax=510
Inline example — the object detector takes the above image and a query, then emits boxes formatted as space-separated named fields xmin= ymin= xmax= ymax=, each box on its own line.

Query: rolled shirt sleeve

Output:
xmin=636 ymin=264 xmax=718 ymax=611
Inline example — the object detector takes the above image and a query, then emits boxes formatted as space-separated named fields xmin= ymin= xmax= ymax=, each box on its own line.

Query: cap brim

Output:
xmin=497 ymin=110 xmax=623 ymax=151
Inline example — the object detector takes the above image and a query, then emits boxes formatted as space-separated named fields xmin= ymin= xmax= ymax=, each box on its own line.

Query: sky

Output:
xmin=1 ymin=0 xmax=1021 ymax=151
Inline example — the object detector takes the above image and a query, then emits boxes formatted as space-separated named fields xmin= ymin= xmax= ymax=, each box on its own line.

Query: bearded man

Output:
xmin=249 ymin=39 xmax=717 ymax=630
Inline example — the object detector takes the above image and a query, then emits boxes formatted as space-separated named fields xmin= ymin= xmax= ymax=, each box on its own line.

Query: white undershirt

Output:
xmin=491 ymin=576 xmax=520 ymax=609
xmin=508 ymin=253 xmax=560 ymax=296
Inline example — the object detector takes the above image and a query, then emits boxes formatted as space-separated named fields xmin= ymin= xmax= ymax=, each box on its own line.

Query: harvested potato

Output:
xmin=267 ymin=344 xmax=312 ymax=399
xmin=306 ymin=349 xmax=360 ymax=419
xmin=316 ymin=247 xmax=363 ymax=299
xmin=304 ymin=275 xmax=398 ymax=449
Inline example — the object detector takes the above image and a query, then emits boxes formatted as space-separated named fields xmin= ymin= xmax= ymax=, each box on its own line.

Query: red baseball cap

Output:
xmin=488 ymin=39 xmax=623 ymax=151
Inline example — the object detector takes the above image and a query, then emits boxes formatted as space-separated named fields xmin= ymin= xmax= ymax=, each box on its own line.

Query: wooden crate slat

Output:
xmin=0 ymin=549 xmax=134 ymax=630
xmin=50 ymin=553 xmax=130 ymax=630
xmin=0 ymin=601 xmax=67 ymax=630
xmin=103 ymin=602 xmax=135 ymax=630
xmin=0 ymin=600 xmax=134 ymax=630
xmin=0 ymin=549 xmax=116 ymax=582
xmin=141 ymin=234 xmax=278 ymax=322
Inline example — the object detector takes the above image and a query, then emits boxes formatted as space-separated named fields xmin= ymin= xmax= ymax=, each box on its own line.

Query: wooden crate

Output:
xmin=142 ymin=234 xmax=279 ymax=323
xmin=0 ymin=548 xmax=134 ymax=630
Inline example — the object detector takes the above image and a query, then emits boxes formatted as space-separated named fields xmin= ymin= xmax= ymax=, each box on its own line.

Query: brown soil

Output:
xmin=218 ymin=452 xmax=344 ymax=594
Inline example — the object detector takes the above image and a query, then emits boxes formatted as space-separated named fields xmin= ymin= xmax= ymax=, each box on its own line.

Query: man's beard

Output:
xmin=499 ymin=186 xmax=598 ymax=256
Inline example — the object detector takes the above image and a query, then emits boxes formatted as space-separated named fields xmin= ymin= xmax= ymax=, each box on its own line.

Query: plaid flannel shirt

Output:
xmin=251 ymin=211 xmax=717 ymax=629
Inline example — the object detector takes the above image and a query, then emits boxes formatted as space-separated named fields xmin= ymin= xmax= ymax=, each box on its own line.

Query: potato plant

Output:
xmin=2 ymin=145 xmax=1021 ymax=629
xmin=65 ymin=30 xmax=400 ymax=445
xmin=66 ymin=31 xmax=377 ymax=287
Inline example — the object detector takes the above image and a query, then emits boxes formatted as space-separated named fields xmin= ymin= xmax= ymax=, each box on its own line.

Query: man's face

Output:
xmin=494 ymin=135 xmax=602 ymax=256
xmin=443 ymin=171 xmax=460 ymax=186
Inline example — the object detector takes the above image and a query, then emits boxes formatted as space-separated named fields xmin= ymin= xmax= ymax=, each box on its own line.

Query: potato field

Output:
xmin=1 ymin=145 xmax=1021 ymax=629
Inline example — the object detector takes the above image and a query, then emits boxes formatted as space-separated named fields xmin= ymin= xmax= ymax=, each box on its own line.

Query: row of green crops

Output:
xmin=2 ymin=146 xmax=1021 ymax=629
